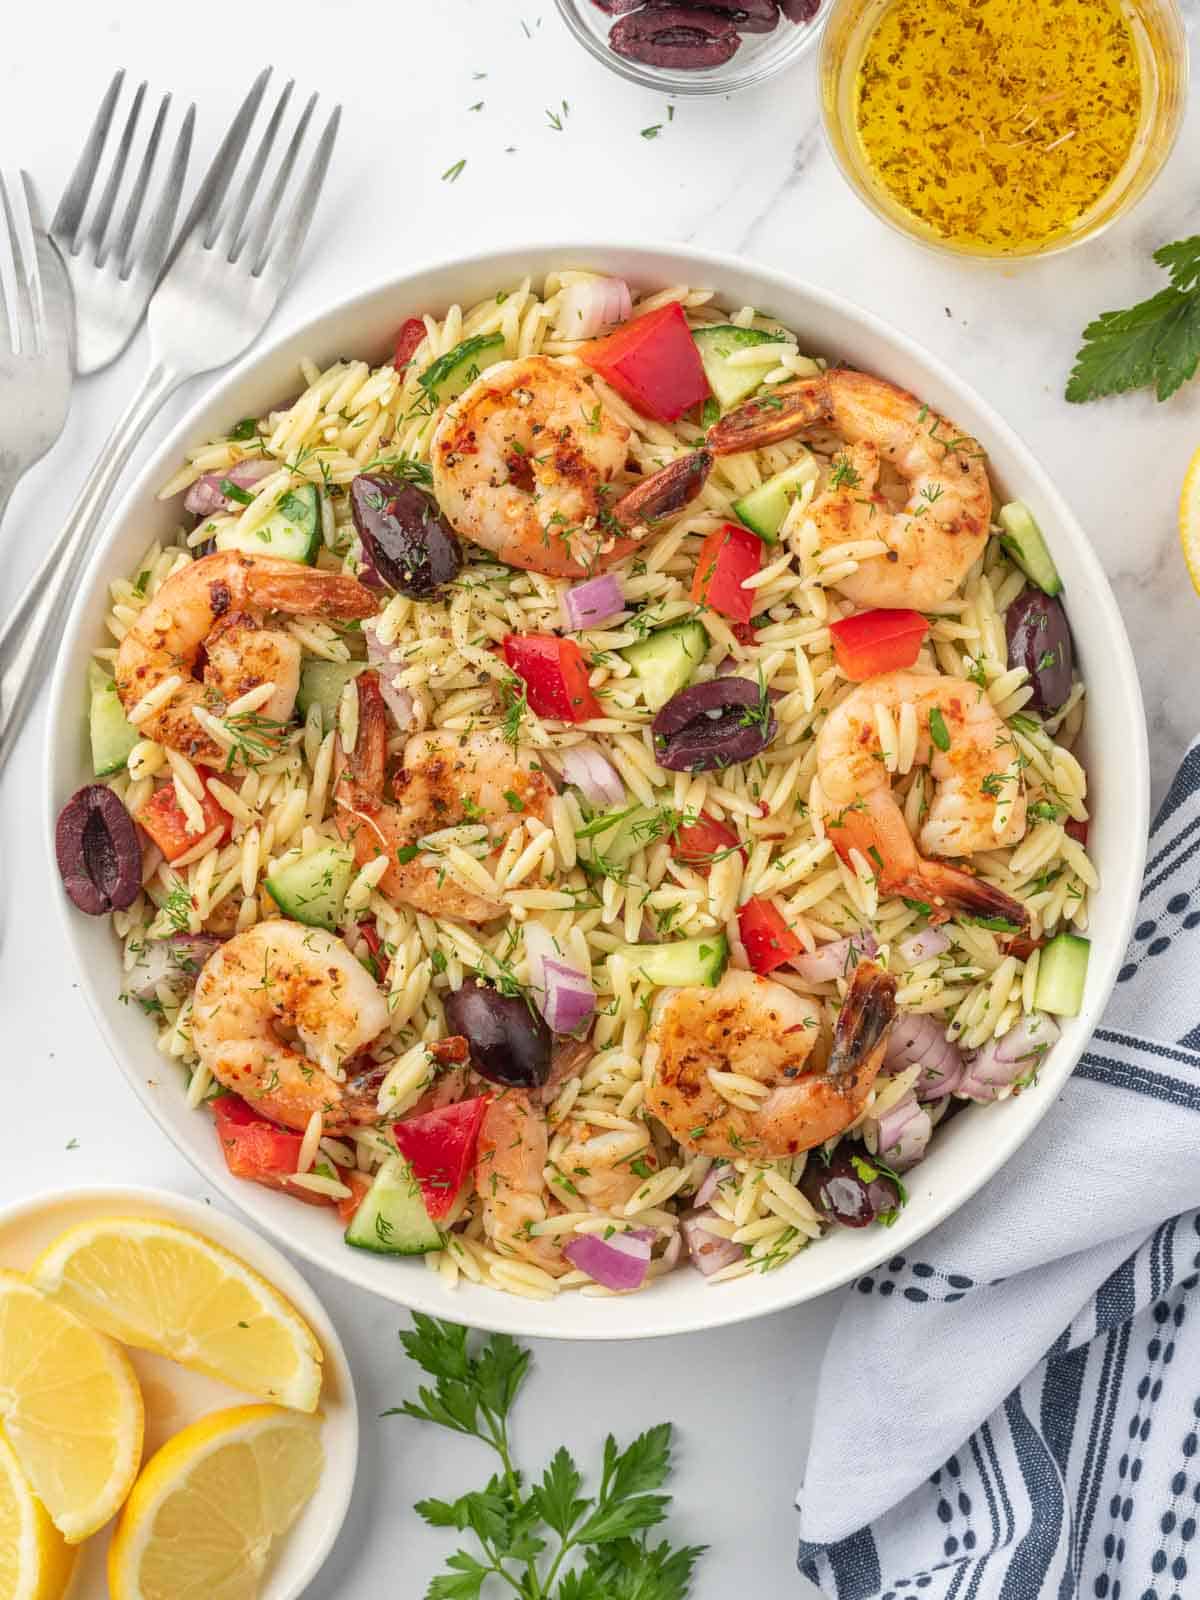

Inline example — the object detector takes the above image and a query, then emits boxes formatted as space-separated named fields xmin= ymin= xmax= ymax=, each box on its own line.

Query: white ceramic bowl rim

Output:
xmin=46 ymin=239 xmax=1149 ymax=1340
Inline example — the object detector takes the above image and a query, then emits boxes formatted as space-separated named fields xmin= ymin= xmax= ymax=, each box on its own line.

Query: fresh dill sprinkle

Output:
xmin=641 ymin=124 xmax=664 ymax=140
xmin=441 ymin=158 xmax=467 ymax=183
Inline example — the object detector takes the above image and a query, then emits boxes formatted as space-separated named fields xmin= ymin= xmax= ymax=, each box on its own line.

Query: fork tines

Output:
xmin=0 ymin=171 xmax=47 ymax=358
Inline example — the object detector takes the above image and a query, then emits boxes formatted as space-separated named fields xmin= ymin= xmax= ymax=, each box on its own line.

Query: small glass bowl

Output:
xmin=819 ymin=0 xmax=1188 ymax=259
xmin=555 ymin=1 xmax=828 ymax=96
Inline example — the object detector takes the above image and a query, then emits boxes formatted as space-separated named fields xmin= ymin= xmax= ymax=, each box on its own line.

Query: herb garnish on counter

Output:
xmin=1067 ymin=236 xmax=1200 ymax=403
xmin=386 ymin=1316 xmax=706 ymax=1599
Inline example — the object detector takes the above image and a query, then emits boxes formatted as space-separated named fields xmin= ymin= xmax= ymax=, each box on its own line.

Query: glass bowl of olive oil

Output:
xmin=820 ymin=0 xmax=1187 ymax=258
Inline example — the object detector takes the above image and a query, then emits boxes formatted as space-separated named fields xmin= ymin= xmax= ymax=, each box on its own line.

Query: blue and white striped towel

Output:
xmin=797 ymin=741 xmax=1200 ymax=1600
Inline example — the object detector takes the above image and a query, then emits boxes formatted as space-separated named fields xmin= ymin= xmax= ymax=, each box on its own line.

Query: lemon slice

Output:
xmin=1180 ymin=443 xmax=1200 ymax=595
xmin=0 ymin=1273 xmax=143 ymax=1543
xmin=31 ymin=1217 xmax=323 ymax=1414
xmin=0 ymin=1433 xmax=76 ymax=1600
xmin=108 ymin=1404 xmax=323 ymax=1600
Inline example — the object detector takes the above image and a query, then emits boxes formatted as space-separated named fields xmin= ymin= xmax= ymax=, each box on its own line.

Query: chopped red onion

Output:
xmin=560 ymin=747 xmax=625 ymax=808
xmin=681 ymin=1209 xmax=744 ymax=1276
xmin=884 ymin=1011 xmax=964 ymax=1101
xmin=563 ymin=1227 xmax=651 ymax=1291
xmin=364 ymin=620 xmax=415 ymax=729
xmin=789 ymin=932 xmax=878 ymax=985
xmin=524 ymin=924 xmax=596 ymax=1035
xmin=562 ymin=574 xmax=624 ymax=632
xmin=693 ymin=1161 xmax=732 ymax=1209
xmin=553 ymin=277 xmax=633 ymax=341
xmin=960 ymin=1011 xmax=1061 ymax=1101
xmin=875 ymin=1091 xmax=932 ymax=1171
xmin=124 ymin=934 xmax=222 ymax=1002
xmin=898 ymin=927 xmax=952 ymax=965
xmin=183 ymin=458 xmax=275 ymax=517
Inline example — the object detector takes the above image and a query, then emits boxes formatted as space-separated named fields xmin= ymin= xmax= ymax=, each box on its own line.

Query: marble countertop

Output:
xmin=2 ymin=3 xmax=1197 ymax=1594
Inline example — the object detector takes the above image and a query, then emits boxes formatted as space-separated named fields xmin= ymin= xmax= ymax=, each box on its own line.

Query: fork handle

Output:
xmin=0 ymin=359 xmax=183 ymax=770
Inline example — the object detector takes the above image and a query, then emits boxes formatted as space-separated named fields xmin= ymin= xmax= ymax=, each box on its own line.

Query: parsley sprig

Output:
xmin=1067 ymin=235 xmax=1200 ymax=403
xmin=386 ymin=1316 xmax=705 ymax=1600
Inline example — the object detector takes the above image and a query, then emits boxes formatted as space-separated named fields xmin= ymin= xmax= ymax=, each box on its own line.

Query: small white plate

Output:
xmin=0 ymin=1184 xmax=358 ymax=1600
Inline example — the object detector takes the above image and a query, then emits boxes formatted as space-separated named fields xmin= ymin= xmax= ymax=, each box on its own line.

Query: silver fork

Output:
xmin=52 ymin=70 xmax=194 ymax=374
xmin=0 ymin=171 xmax=72 ymax=529
xmin=0 ymin=69 xmax=341 ymax=767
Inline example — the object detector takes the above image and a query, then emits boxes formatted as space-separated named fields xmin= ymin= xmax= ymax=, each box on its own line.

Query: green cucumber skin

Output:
xmin=419 ymin=333 xmax=505 ymax=406
xmin=216 ymin=484 xmax=321 ymax=565
xmin=997 ymin=501 xmax=1062 ymax=597
xmin=620 ymin=620 xmax=708 ymax=710
xmin=1033 ymin=932 xmax=1090 ymax=1017
xmin=89 ymin=682 xmax=139 ymax=778
xmin=692 ymin=326 xmax=788 ymax=411
xmin=296 ymin=660 xmax=366 ymax=730
xmin=615 ymin=933 xmax=729 ymax=988
xmin=264 ymin=844 xmax=354 ymax=931
xmin=344 ymin=1155 xmax=442 ymax=1255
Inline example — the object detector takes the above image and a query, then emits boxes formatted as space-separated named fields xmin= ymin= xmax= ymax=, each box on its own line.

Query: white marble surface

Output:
xmin=2 ymin=3 xmax=1198 ymax=1595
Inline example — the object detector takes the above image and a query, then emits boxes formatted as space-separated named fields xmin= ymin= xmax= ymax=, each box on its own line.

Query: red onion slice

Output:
xmin=789 ymin=932 xmax=878 ymax=985
xmin=693 ymin=1161 xmax=733 ymax=1209
xmin=960 ymin=1011 xmax=1061 ymax=1101
xmin=553 ymin=278 xmax=633 ymax=341
xmin=681 ymin=1209 xmax=744 ymax=1276
xmin=884 ymin=1010 xmax=965 ymax=1100
xmin=875 ymin=1091 xmax=932 ymax=1171
xmin=124 ymin=934 xmax=222 ymax=1002
xmin=561 ymin=747 xmax=625 ymax=807
xmin=562 ymin=574 xmax=624 ymax=632
xmin=183 ymin=458 xmax=276 ymax=517
xmin=524 ymin=925 xmax=596 ymax=1035
xmin=563 ymin=1228 xmax=652 ymax=1291
xmin=363 ymin=620 xmax=415 ymax=730
xmin=898 ymin=927 xmax=951 ymax=965
xmin=993 ymin=1010 xmax=1061 ymax=1063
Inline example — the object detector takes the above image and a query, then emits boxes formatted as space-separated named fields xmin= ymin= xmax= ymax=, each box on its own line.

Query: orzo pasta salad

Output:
xmin=56 ymin=270 xmax=1095 ymax=1301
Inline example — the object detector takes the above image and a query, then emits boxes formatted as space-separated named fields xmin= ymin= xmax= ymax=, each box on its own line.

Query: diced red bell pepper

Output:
xmin=357 ymin=919 xmax=389 ymax=982
xmin=211 ymin=1094 xmax=320 ymax=1202
xmin=136 ymin=770 xmax=232 ymax=862
xmin=829 ymin=609 xmax=929 ymax=682
xmin=392 ymin=1095 xmax=491 ymax=1220
xmin=393 ymin=317 xmax=426 ymax=372
xmin=691 ymin=523 xmax=762 ymax=625
xmin=675 ymin=811 xmax=745 ymax=874
xmin=582 ymin=301 xmax=710 ymax=423
xmin=1065 ymin=817 xmax=1089 ymax=846
xmin=738 ymin=897 xmax=803 ymax=975
xmin=336 ymin=1169 xmax=373 ymax=1226
xmin=731 ymin=620 xmax=758 ymax=646
xmin=503 ymin=633 xmax=602 ymax=723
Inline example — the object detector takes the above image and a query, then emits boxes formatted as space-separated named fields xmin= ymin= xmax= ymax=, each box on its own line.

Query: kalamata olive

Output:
xmin=652 ymin=676 xmax=777 ymax=772
xmin=799 ymin=1148 xmax=901 ymax=1229
xmin=667 ymin=0 xmax=779 ymax=31
xmin=55 ymin=784 xmax=142 ymax=916
xmin=778 ymin=0 xmax=821 ymax=19
xmin=350 ymin=473 xmax=462 ymax=600
xmin=609 ymin=7 xmax=741 ymax=69
xmin=1005 ymin=589 xmax=1074 ymax=714
xmin=442 ymin=980 xmax=552 ymax=1089
xmin=592 ymin=0 xmax=642 ymax=12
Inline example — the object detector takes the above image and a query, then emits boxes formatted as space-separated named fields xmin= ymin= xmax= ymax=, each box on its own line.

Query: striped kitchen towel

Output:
xmin=797 ymin=741 xmax=1200 ymax=1600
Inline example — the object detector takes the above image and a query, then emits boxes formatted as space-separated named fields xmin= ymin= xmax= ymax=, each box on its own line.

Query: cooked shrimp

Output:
xmin=475 ymin=1090 xmax=566 ymax=1274
xmin=707 ymin=368 xmax=992 ymax=609
xmin=334 ymin=670 xmax=553 ymax=924
xmin=191 ymin=921 xmax=390 ymax=1133
xmin=115 ymin=551 xmax=377 ymax=765
xmin=647 ymin=962 xmax=897 ymax=1161
xmin=817 ymin=670 xmax=1030 ymax=926
xmin=431 ymin=354 xmax=710 ymax=577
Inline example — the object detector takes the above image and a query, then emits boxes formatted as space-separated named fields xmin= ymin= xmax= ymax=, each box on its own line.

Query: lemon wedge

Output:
xmin=1180 ymin=443 xmax=1200 ymax=595
xmin=31 ymin=1217 xmax=322 ymax=1413
xmin=107 ymin=1404 xmax=323 ymax=1600
xmin=0 ymin=1433 xmax=75 ymax=1600
xmin=0 ymin=1273 xmax=143 ymax=1543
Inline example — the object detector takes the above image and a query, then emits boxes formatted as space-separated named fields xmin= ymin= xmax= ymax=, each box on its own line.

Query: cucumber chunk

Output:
xmin=215 ymin=483 xmax=321 ymax=564
xmin=691 ymin=325 xmax=789 ymax=411
xmin=1033 ymin=932 xmax=1090 ymax=1016
xmin=418 ymin=333 xmax=505 ymax=407
xmin=296 ymin=660 xmax=366 ymax=730
xmin=88 ymin=664 xmax=139 ymax=777
xmin=997 ymin=501 xmax=1062 ymax=596
xmin=344 ymin=1155 xmax=442 ymax=1255
xmin=733 ymin=456 xmax=819 ymax=543
xmin=615 ymin=933 xmax=729 ymax=988
xmin=620 ymin=619 xmax=708 ymax=710
xmin=265 ymin=843 xmax=355 ymax=930
xmin=575 ymin=804 xmax=661 ymax=868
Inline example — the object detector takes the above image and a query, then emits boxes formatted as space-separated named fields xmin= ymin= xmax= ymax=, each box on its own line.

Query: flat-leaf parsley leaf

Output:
xmin=1066 ymin=235 xmax=1200 ymax=404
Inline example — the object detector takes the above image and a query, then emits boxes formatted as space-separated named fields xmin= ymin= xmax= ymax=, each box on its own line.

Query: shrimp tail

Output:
xmin=612 ymin=449 xmax=711 ymax=530
xmin=828 ymin=960 xmax=897 ymax=1087
xmin=706 ymin=375 xmax=832 ymax=456
xmin=904 ymin=861 xmax=1031 ymax=932
xmin=250 ymin=567 xmax=379 ymax=621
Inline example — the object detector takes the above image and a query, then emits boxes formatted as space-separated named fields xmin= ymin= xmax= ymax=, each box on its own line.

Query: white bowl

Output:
xmin=46 ymin=242 xmax=1148 ymax=1341
xmin=0 ymin=1185 xmax=357 ymax=1599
